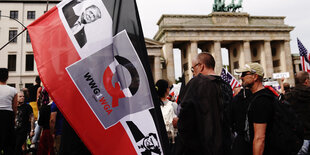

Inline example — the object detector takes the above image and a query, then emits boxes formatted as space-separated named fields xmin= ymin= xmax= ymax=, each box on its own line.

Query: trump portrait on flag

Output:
xmin=60 ymin=0 xmax=113 ymax=58
xmin=62 ymin=0 xmax=102 ymax=48
xmin=63 ymin=0 xmax=102 ymax=48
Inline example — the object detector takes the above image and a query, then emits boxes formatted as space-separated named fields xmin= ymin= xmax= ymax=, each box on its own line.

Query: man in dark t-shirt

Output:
xmin=236 ymin=63 xmax=275 ymax=155
xmin=248 ymin=88 xmax=275 ymax=155
xmin=15 ymin=91 xmax=34 ymax=155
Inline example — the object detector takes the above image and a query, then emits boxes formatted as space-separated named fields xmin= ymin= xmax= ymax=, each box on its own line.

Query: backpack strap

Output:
xmin=244 ymin=93 xmax=261 ymax=142
xmin=264 ymin=85 xmax=279 ymax=97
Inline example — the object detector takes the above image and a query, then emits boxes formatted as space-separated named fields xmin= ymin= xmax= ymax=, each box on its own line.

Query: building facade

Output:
xmin=292 ymin=54 xmax=302 ymax=74
xmin=154 ymin=12 xmax=295 ymax=85
xmin=0 ymin=0 xmax=59 ymax=90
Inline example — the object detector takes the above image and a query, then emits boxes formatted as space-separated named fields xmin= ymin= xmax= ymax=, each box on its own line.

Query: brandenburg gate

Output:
xmin=147 ymin=12 xmax=295 ymax=85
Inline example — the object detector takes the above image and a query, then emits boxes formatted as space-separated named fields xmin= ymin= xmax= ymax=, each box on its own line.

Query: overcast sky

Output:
xmin=136 ymin=0 xmax=310 ymax=78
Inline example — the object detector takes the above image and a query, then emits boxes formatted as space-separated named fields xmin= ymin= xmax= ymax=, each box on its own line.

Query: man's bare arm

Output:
xmin=253 ymin=123 xmax=267 ymax=155
xmin=30 ymin=113 xmax=35 ymax=137
xmin=12 ymin=94 xmax=17 ymax=116
xmin=50 ymin=112 xmax=57 ymax=136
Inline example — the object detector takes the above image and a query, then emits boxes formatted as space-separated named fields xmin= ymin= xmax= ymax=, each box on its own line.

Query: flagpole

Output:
xmin=46 ymin=0 xmax=49 ymax=12
xmin=0 ymin=28 xmax=27 ymax=51
xmin=0 ymin=15 xmax=27 ymax=51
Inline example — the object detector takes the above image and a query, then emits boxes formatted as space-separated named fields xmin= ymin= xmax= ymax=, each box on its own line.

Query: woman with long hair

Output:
xmin=155 ymin=79 xmax=177 ymax=144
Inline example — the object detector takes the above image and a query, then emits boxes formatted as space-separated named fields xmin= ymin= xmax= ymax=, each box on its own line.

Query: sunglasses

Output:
xmin=241 ymin=72 xmax=253 ymax=77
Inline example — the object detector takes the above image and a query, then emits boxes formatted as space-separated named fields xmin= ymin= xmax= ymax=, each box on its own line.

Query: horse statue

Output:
xmin=213 ymin=0 xmax=243 ymax=12
xmin=232 ymin=0 xmax=243 ymax=12
xmin=213 ymin=0 xmax=226 ymax=12
xmin=225 ymin=0 xmax=235 ymax=11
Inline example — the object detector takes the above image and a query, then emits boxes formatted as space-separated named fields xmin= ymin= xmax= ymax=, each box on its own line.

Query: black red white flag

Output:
xmin=27 ymin=0 xmax=168 ymax=154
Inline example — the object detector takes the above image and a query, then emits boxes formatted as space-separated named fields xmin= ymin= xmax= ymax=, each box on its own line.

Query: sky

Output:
xmin=136 ymin=0 xmax=310 ymax=78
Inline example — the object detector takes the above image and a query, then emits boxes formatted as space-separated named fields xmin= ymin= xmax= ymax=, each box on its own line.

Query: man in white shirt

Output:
xmin=0 ymin=68 xmax=17 ymax=154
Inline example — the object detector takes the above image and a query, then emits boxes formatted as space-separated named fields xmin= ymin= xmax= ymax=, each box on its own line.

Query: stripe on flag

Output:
xmin=301 ymin=56 xmax=310 ymax=73
xmin=297 ymin=38 xmax=310 ymax=73
xmin=220 ymin=68 xmax=241 ymax=90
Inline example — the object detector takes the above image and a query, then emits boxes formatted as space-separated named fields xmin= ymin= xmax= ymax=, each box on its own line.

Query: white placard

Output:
xmin=272 ymin=72 xmax=289 ymax=79
xmin=263 ymin=81 xmax=279 ymax=86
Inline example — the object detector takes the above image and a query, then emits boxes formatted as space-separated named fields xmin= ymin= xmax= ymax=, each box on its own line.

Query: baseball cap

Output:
xmin=236 ymin=63 xmax=264 ymax=77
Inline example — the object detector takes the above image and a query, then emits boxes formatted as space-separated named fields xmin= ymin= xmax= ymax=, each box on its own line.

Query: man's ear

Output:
xmin=199 ymin=64 xmax=204 ymax=73
xmin=304 ymin=78 xmax=310 ymax=86
xmin=253 ymin=74 xmax=259 ymax=81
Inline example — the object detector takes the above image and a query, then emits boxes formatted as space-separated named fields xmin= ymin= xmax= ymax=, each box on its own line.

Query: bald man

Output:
xmin=174 ymin=52 xmax=233 ymax=155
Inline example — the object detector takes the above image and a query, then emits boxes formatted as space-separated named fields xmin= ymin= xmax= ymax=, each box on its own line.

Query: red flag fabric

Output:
xmin=27 ymin=0 xmax=168 ymax=154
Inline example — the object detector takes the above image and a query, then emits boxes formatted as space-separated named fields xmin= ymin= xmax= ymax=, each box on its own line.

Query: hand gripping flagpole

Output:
xmin=0 ymin=15 xmax=27 ymax=51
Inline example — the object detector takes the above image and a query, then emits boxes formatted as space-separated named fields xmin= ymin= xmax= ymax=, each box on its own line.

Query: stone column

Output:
xmin=213 ymin=41 xmax=222 ymax=74
xmin=284 ymin=40 xmax=295 ymax=86
xmin=239 ymin=41 xmax=251 ymax=69
xmin=295 ymin=64 xmax=300 ymax=73
xmin=263 ymin=40 xmax=274 ymax=78
xmin=154 ymin=56 xmax=162 ymax=82
xmin=187 ymin=41 xmax=198 ymax=79
xmin=260 ymin=42 xmax=267 ymax=75
xmin=163 ymin=42 xmax=175 ymax=83
xmin=243 ymin=41 xmax=252 ymax=64
xmin=280 ymin=42 xmax=286 ymax=72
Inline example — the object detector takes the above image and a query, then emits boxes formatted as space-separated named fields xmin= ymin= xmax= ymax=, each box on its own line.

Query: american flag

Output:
xmin=297 ymin=38 xmax=310 ymax=72
xmin=220 ymin=68 xmax=241 ymax=90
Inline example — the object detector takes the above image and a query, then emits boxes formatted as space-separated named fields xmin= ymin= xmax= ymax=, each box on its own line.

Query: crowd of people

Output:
xmin=0 ymin=69 xmax=90 ymax=155
xmin=156 ymin=52 xmax=310 ymax=155
xmin=1 ymin=51 xmax=310 ymax=155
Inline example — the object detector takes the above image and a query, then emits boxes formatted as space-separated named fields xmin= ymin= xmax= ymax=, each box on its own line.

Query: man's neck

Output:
xmin=251 ymin=82 xmax=264 ymax=94
xmin=201 ymin=69 xmax=216 ymax=76
xmin=74 ymin=18 xmax=82 ymax=26
xmin=0 ymin=81 xmax=6 ymax=85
